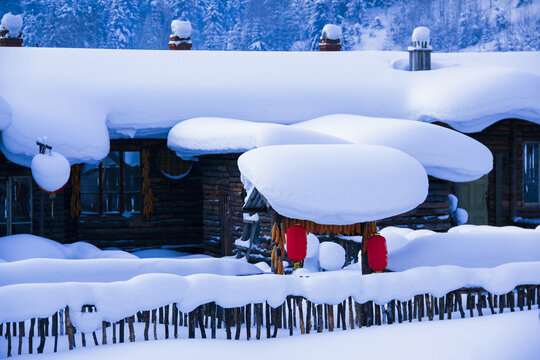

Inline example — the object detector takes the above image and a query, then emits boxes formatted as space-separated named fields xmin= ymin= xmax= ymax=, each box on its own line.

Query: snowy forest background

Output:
xmin=1 ymin=0 xmax=539 ymax=51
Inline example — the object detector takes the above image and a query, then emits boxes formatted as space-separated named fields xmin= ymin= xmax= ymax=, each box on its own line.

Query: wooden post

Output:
xmin=306 ymin=301 xmax=312 ymax=333
xmin=198 ymin=306 xmax=207 ymax=339
xmin=37 ymin=319 xmax=46 ymax=353
xmin=246 ymin=304 xmax=252 ymax=340
xmin=265 ymin=303 xmax=271 ymax=339
xmin=65 ymin=307 xmax=75 ymax=350
xmin=211 ymin=303 xmax=217 ymax=339
xmin=102 ymin=321 xmax=108 ymax=345
xmin=119 ymin=319 xmax=125 ymax=343
xmin=6 ymin=322 xmax=11 ymax=358
xmin=189 ymin=310 xmax=196 ymax=339
xmin=255 ymin=303 xmax=262 ymax=340
xmin=29 ymin=318 xmax=35 ymax=354
xmin=52 ymin=313 xmax=58 ymax=352
xmin=143 ymin=311 xmax=150 ymax=341
xmin=152 ymin=309 xmax=157 ymax=340
xmin=317 ymin=304 xmax=323 ymax=333
xmin=348 ymin=297 xmax=355 ymax=329
xmin=225 ymin=309 xmax=232 ymax=340
xmin=128 ymin=316 xmax=135 ymax=342
xmin=18 ymin=321 xmax=24 ymax=355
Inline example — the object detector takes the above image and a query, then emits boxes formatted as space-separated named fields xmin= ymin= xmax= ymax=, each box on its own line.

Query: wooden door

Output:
xmin=456 ymin=175 xmax=489 ymax=225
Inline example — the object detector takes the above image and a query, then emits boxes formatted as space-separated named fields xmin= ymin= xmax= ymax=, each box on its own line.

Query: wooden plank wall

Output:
xmin=467 ymin=119 xmax=540 ymax=227
xmin=66 ymin=139 xmax=203 ymax=252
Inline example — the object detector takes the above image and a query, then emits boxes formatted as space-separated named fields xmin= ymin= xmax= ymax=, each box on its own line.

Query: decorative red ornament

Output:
xmin=286 ymin=225 xmax=307 ymax=264
xmin=366 ymin=233 xmax=388 ymax=272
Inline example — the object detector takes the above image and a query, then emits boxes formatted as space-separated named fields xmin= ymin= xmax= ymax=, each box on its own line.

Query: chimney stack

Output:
xmin=408 ymin=26 xmax=431 ymax=71
xmin=168 ymin=20 xmax=192 ymax=50
xmin=318 ymin=24 xmax=342 ymax=51
xmin=0 ymin=13 xmax=23 ymax=47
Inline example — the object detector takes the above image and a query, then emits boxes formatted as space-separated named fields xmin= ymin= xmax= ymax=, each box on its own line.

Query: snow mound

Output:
xmin=171 ymin=20 xmax=191 ymax=38
xmin=0 ymin=234 xmax=136 ymax=262
xmin=238 ymin=144 xmax=428 ymax=224
xmin=31 ymin=151 xmax=71 ymax=192
xmin=322 ymin=24 xmax=342 ymax=40
xmin=388 ymin=225 xmax=540 ymax=271
xmin=412 ymin=26 xmax=430 ymax=42
xmin=0 ymin=13 xmax=22 ymax=38
xmin=379 ymin=227 xmax=410 ymax=252
xmin=294 ymin=114 xmax=493 ymax=182
xmin=168 ymin=117 xmax=349 ymax=159
xmin=306 ymin=233 xmax=320 ymax=259
xmin=319 ymin=241 xmax=345 ymax=271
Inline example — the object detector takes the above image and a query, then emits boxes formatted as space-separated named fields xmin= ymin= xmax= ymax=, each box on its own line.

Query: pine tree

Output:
xmin=203 ymin=0 xmax=225 ymax=50
xmin=105 ymin=0 xmax=140 ymax=49
xmin=308 ymin=0 xmax=334 ymax=50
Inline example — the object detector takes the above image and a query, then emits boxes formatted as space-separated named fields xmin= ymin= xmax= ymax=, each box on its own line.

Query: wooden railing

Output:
xmin=1 ymin=285 xmax=539 ymax=357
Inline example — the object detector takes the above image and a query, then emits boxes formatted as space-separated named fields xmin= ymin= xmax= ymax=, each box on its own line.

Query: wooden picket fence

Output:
xmin=1 ymin=285 xmax=539 ymax=357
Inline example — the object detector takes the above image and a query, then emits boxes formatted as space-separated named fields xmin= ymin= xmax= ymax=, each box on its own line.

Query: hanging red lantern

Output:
xmin=366 ymin=233 xmax=388 ymax=272
xmin=286 ymin=224 xmax=307 ymax=269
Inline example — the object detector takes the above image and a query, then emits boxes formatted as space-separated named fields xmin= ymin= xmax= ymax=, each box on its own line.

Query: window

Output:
xmin=81 ymin=151 xmax=141 ymax=214
xmin=0 ymin=177 xmax=32 ymax=235
xmin=524 ymin=142 xmax=539 ymax=204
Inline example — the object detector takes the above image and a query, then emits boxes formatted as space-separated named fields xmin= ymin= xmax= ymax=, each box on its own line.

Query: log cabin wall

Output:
xmin=199 ymin=154 xmax=244 ymax=256
xmin=65 ymin=139 xmax=203 ymax=252
xmin=466 ymin=119 xmax=540 ymax=227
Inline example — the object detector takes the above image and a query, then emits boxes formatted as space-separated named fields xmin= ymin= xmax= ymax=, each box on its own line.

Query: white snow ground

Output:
xmin=10 ymin=310 xmax=540 ymax=360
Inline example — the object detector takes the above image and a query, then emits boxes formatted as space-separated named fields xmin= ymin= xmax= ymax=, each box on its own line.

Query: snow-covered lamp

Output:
xmin=168 ymin=20 xmax=192 ymax=50
xmin=318 ymin=24 xmax=342 ymax=51
xmin=408 ymin=26 xmax=432 ymax=71
xmin=0 ymin=13 xmax=23 ymax=47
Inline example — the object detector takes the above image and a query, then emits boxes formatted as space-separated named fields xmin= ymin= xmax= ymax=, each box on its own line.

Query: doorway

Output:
xmin=456 ymin=174 xmax=489 ymax=225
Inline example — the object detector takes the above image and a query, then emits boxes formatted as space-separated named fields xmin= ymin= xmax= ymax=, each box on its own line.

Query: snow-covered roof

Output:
xmin=167 ymin=117 xmax=350 ymax=159
xmin=0 ymin=48 xmax=539 ymax=166
xmin=238 ymin=144 xmax=428 ymax=224
xmin=294 ymin=114 xmax=493 ymax=182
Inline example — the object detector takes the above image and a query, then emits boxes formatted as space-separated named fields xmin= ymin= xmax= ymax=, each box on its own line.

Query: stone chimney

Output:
xmin=0 ymin=13 xmax=23 ymax=47
xmin=408 ymin=26 xmax=432 ymax=71
xmin=318 ymin=24 xmax=342 ymax=51
xmin=168 ymin=20 xmax=192 ymax=50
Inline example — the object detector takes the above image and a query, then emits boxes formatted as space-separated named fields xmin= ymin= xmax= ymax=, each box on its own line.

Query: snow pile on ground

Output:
xmin=0 ymin=234 xmax=136 ymax=262
xmin=0 ymin=13 xmax=22 ymax=38
xmin=322 ymin=24 xmax=342 ymax=40
xmin=12 ymin=310 xmax=538 ymax=360
xmin=238 ymin=144 xmax=428 ymax=224
xmin=318 ymin=241 xmax=345 ymax=271
xmin=131 ymin=249 xmax=211 ymax=259
xmin=31 ymin=150 xmax=71 ymax=192
xmin=168 ymin=117 xmax=349 ymax=159
xmin=0 ymin=48 xmax=539 ymax=166
xmin=294 ymin=114 xmax=493 ymax=182
xmin=2 ymin=262 xmax=540 ymax=325
xmin=0 ymin=257 xmax=262 ymax=286
xmin=388 ymin=225 xmax=540 ymax=271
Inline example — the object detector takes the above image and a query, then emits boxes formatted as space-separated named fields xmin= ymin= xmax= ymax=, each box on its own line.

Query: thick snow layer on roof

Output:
xmin=0 ymin=48 xmax=539 ymax=166
xmin=294 ymin=114 xmax=493 ymax=182
xmin=168 ymin=117 xmax=350 ymax=158
xmin=238 ymin=144 xmax=428 ymax=224
xmin=388 ymin=225 xmax=540 ymax=271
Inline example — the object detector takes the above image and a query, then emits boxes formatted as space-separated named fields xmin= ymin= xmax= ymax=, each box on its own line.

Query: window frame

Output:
xmin=80 ymin=150 xmax=142 ymax=216
xmin=523 ymin=142 xmax=540 ymax=205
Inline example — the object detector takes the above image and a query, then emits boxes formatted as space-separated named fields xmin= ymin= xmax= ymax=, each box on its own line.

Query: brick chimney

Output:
xmin=318 ymin=24 xmax=342 ymax=51
xmin=408 ymin=26 xmax=432 ymax=71
xmin=168 ymin=20 xmax=192 ymax=50
xmin=0 ymin=13 xmax=23 ymax=47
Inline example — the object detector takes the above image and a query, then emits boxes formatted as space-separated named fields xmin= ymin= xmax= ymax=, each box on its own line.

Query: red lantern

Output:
xmin=286 ymin=225 xmax=307 ymax=267
xmin=366 ymin=233 xmax=387 ymax=272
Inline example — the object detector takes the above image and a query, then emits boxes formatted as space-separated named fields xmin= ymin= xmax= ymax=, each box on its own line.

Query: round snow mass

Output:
xmin=306 ymin=233 xmax=320 ymax=259
xmin=31 ymin=152 xmax=71 ymax=192
xmin=412 ymin=26 xmax=430 ymax=42
xmin=294 ymin=115 xmax=493 ymax=182
xmin=319 ymin=241 xmax=345 ymax=271
xmin=1 ymin=13 xmax=23 ymax=37
xmin=171 ymin=20 xmax=191 ymax=38
xmin=238 ymin=144 xmax=428 ymax=225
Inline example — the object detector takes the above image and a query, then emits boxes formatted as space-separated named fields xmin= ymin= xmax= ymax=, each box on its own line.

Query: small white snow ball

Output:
xmin=322 ymin=24 xmax=342 ymax=40
xmin=318 ymin=241 xmax=345 ymax=271
xmin=31 ymin=152 xmax=71 ymax=192
xmin=412 ymin=26 xmax=430 ymax=42
xmin=1 ymin=13 xmax=23 ymax=38
xmin=456 ymin=208 xmax=469 ymax=225
xmin=171 ymin=20 xmax=192 ymax=38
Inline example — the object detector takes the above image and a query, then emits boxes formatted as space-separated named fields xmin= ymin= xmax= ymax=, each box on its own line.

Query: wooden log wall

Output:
xmin=2 ymin=285 xmax=538 ymax=357
xmin=466 ymin=119 xmax=540 ymax=227
xmin=65 ymin=139 xmax=203 ymax=252
xmin=199 ymin=154 xmax=245 ymax=257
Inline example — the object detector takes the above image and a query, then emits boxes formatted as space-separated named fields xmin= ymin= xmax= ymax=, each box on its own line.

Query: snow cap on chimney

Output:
xmin=169 ymin=20 xmax=192 ymax=50
xmin=409 ymin=26 xmax=431 ymax=50
xmin=319 ymin=24 xmax=342 ymax=51
xmin=0 ymin=13 xmax=23 ymax=47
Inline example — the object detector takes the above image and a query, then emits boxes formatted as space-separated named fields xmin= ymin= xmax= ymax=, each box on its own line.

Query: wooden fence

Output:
xmin=1 ymin=285 xmax=539 ymax=357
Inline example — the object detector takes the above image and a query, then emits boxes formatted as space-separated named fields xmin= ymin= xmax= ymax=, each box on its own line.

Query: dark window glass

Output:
xmin=80 ymin=150 xmax=141 ymax=215
xmin=524 ymin=143 xmax=539 ymax=204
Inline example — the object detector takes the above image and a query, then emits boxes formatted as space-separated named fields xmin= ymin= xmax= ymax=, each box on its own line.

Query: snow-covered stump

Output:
xmin=318 ymin=24 xmax=342 ymax=51
xmin=168 ymin=20 xmax=192 ymax=50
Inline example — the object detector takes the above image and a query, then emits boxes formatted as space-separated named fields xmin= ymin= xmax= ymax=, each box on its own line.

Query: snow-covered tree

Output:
xmin=203 ymin=0 xmax=225 ymax=50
